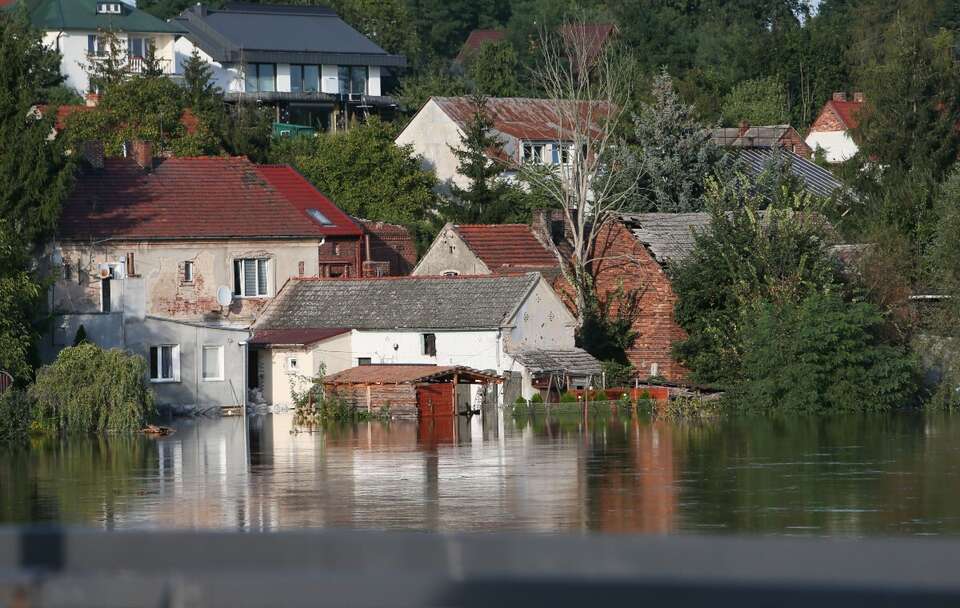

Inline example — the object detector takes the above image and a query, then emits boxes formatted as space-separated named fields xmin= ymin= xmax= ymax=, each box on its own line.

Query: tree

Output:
xmin=465 ymin=40 xmax=522 ymax=97
xmin=519 ymin=17 xmax=640 ymax=330
xmin=627 ymin=69 xmax=724 ymax=212
xmin=721 ymin=76 xmax=788 ymax=126
xmin=398 ymin=62 xmax=468 ymax=114
xmin=182 ymin=48 xmax=220 ymax=114
xmin=139 ymin=41 xmax=165 ymax=78
xmin=270 ymin=118 xmax=439 ymax=226
xmin=734 ymin=293 xmax=918 ymax=413
xmin=328 ymin=0 xmax=421 ymax=60
xmin=671 ymin=177 xmax=842 ymax=386
xmin=0 ymin=225 xmax=43 ymax=383
xmin=85 ymin=29 xmax=129 ymax=94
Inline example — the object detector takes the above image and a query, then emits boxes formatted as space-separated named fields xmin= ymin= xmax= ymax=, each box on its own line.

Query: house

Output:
xmin=454 ymin=29 xmax=506 ymax=63
xmin=395 ymin=96 xmax=605 ymax=190
xmin=354 ymin=218 xmax=418 ymax=277
xmin=45 ymin=143 xmax=377 ymax=410
xmin=805 ymin=92 xmax=865 ymax=163
xmin=251 ymin=273 xmax=600 ymax=407
xmin=413 ymin=222 xmax=560 ymax=278
xmin=11 ymin=0 xmax=185 ymax=95
xmin=323 ymin=365 xmax=502 ymax=418
xmin=171 ymin=3 xmax=406 ymax=132
xmin=711 ymin=124 xmax=812 ymax=158
xmin=710 ymin=126 xmax=844 ymax=200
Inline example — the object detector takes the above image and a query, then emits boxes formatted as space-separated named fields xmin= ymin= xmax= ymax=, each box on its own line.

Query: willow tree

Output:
xmin=517 ymin=18 xmax=640 ymax=329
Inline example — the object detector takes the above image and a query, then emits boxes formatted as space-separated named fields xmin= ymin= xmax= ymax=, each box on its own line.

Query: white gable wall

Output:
xmin=411 ymin=225 xmax=491 ymax=276
xmin=395 ymin=99 xmax=468 ymax=190
xmin=805 ymin=130 xmax=859 ymax=163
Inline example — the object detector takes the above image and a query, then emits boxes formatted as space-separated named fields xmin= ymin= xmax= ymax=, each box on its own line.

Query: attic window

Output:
xmin=306 ymin=208 xmax=333 ymax=226
xmin=97 ymin=2 xmax=123 ymax=14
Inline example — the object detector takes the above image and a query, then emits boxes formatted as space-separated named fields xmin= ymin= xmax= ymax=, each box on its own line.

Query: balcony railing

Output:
xmin=86 ymin=54 xmax=172 ymax=75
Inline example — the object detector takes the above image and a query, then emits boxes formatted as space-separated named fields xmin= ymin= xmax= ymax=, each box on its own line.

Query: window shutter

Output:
xmin=243 ymin=259 xmax=257 ymax=296
xmin=233 ymin=260 xmax=241 ymax=295
xmin=257 ymin=259 xmax=268 ymax=295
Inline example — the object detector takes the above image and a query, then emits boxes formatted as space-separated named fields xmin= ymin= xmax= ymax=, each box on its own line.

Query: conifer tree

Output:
xmin=85 ymin=29 xmax=128 ymax=93
xmin=139 ymin=42 xmax=165 ymax=78
xmin=182 ymin=48 xmax=219 ymax=114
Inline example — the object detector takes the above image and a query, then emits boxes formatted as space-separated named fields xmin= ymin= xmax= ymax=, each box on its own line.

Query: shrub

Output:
xmin=29 ymin=344 xmax=155 ymax=434
xmin=602 ymin=360 xmax=636 ymax=388
xmin=513 ymin=396 xmax=528 ymax=406
xmin=560 ymin=391 xmax=579 ymax=403
xmin=530 ymin=393 xmax=544 ymax=404
xmin=732 ymin=293 xmax=918 ymax=413
xmin=0 ymin=389 xmax=33 ymax=442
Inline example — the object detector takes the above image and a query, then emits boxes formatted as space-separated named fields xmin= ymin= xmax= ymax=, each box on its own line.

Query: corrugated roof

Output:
xmin=324 ymin=364 xmax=499 ymax=385
xmin=618 ymin=213 xmax=711 ymax=266
xmin=256 ymin=274 xmax=540 ymax=331
xmin=59 ymin=157 xmax=357 ymax=241
xmin=250 ymin=328 xmax=350 ymax=347
xmin=710 ymin=125 xmax=793 ymax=149
xmin=25 ymin=0 xmax=185 ymax=33
xmin=432 ymin=97 xmax=608 ymax=142
xmin=736 ymin=148 xmax=842 ymax=200
xmin=511 ymin=348 xmax=603 ymax=376
xmin=174 ymin=3 xmax=405 ymax=67
xmin=455 ymin=224 xmax=558 ymax=271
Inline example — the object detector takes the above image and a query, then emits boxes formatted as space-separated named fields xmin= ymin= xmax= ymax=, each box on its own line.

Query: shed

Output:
xmin=323 ymin=365 xmax=502 ymax=418
xmin=512 ymin=348 xmax=603 ymax=397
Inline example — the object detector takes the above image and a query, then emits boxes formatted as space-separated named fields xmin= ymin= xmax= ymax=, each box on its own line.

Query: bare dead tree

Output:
xmin=517 ymin=18 xmax=640 ymax=329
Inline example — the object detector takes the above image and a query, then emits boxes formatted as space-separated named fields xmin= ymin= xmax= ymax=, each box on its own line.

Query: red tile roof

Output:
xmin=432 ymin=97 xmax=610 ymax=143
xmin=250 ymin=328 xmax=350 ymax=347
xmin=258 ymin=165 xmax=362 ymax=237
xmin=324 ymin=364 xmax=499 ymax=385
xmin=828 ymin=99 xmax=863 ymax=130
xmin=455 ymin=224 xmax=559 ymax=272
xmin=558 ymin=23 xmax=617 ymax=64
xmin=456 ymin=29 xmax=506 ymax=62
xmin=59 ymin=157 xmax=360 ymax=241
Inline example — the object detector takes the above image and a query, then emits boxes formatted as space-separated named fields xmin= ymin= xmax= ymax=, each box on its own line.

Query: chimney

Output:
xmin=738 ymin=120 xmax=750 ymax=137
xmin=81 ymin=141 xmax=104 ymax=170
xmin=832 ymin=92 xmax=848 ymax=102
xmin=852 ymin=92 xmax=865 ymax=103
xmin=132 ymin=140 xmax=153 ymax=171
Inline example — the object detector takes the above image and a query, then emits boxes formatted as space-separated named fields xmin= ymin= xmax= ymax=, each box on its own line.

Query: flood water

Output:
xmin=3 ymin=409 xmax=960 ymax=535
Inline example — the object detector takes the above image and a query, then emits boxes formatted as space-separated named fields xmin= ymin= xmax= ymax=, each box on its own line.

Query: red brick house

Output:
xmin=805 ymin=92 xmax=865 ymax=163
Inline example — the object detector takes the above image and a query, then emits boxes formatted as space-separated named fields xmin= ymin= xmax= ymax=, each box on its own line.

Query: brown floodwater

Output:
xmin=2 ymin=409 xmax=960 ymax=535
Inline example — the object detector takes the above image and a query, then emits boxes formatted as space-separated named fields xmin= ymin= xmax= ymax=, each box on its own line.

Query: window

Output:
xmin=101 ymin=278 xmax=111 ymax=313
xmin=244 ymin=63 xmax=276 ymax=93
xmin=150 ymin=345 xmax=180 ymax=382
xmin=233 ymin=258 xmax=269 ymax=297
xmin=522 ymin=142 xmax=545 ymax=164
xmin=127 ymin=37 xmax=150 ymax=58
xmin=97 ymin=2 xmax=122 ymax=14
xmin=358 ymin=357 xmax=372 ymax=366
xmin=442 ymin=271 xmax=460 ymax=277
xmin=182 ymin=261 xmax=194 ymax=283
xmin=285 ymin=356 xmax=299 ymax=372
xmin=306 ymin=208 xmax=332 ymax=225
xmin=202 ymin=345 xmax=224 ymax=381
xmin=422 ymin=333 xmax=437 ymax=357
xmin=338 ymin=66 xmax=367 ymax=95
xmin=559 ymin=144 xmax=572 ymax=165
xmin=62 ymin=262 xmax=71 ymax=281
xmin=291 ymin=64 xmax=320 ymax=94
xmin=87 ymin=35 xmax=107 ymax=57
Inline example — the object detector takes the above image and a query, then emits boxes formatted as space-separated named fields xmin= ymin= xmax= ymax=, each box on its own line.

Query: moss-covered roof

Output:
xmin=21 ymin=0 xmax=185 ymax=33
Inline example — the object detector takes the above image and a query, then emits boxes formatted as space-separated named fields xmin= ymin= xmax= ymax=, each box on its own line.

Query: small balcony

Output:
xmin=86 ymin=53 xmax=173 ymax=75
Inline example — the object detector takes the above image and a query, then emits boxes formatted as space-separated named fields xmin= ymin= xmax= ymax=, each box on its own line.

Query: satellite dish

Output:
xmin=216 ymin=286 xmax=233 ymax=307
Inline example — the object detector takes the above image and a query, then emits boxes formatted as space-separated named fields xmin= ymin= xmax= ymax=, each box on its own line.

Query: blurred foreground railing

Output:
xmin=1 ymin=527 xmax=958 ymax=607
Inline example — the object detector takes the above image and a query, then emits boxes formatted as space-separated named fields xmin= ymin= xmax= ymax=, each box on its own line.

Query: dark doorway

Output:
xmin=248 ymin=349 xmax=261 ymax=390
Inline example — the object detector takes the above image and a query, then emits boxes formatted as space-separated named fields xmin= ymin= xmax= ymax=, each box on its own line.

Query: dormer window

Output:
xmin=97 ymin=2 xmax=123 ymax=14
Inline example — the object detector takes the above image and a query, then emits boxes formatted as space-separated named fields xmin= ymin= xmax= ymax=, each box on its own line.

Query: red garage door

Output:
xmin=416 ymin=384 xmax=454 ymax=418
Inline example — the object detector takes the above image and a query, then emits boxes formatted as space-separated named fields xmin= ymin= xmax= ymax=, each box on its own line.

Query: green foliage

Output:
xmin=0 ymin=389 xmax=33 ymax=442
xmin=577 ymin=284 xmax=640 ymax=364
xmin=398 ymin=63 xmax=468 ymax=113
xmin=465 ymin=40 xmax=522 ymax=97
xmin=626 ymin=70 xmax=724 ymax=212
xmin=530 ymin=392 xmax=544 ymax=404
xmin=559 ymin=391 xmax=578 ymax=403
xmin=0 ymin=227 xmax=43 ymax=383
xmin=672 ymin=177 xmax=842 ymax=386
xmin=72 ymin=325 xmax=89 ymax=347
xmin=85 ymin=29 xmax=129 ymax=94
xmin=29 ymin=344 xmax=156 ymax=435
xmin=721 ymin=76 xmax=788 ymax=126
xmin=733 ymin=293 xmax=918 ymax=413
xmin=270 ymin=118 xmax=439 ymax=225
xmin=925 ymin=166 xmax=960 ymax=328
xmin=601 ymin=360 xmax=635 ymax=388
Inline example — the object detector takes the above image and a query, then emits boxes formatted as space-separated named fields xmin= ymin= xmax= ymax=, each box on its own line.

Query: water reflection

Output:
xmin=4 ymin=409 xmax=960 ymax=535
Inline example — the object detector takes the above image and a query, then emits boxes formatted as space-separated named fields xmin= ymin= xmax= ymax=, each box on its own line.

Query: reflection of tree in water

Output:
xmin=674 ymin=413 xmax=960 ymax=535
xmin=0 ymin=435 xmax=157 ymax=526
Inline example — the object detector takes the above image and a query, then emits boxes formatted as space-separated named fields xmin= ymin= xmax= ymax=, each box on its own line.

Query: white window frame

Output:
xmin=183 ymin=260 xmax=194 ymax=283
xmin=201 ymin=345 xmax=224 ymax=382
xmin=233 ymin=258 xmax=270 ymax=298
xmin=149 ymin=344 xmax=181 ymax=383
xmin=522 ymin=142 xmax=545 ymax=165
xmin=285 ymin=356 xmax=300 ymax=373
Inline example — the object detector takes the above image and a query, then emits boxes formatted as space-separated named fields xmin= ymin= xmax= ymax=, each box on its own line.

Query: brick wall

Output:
xmin=810 ymin=104 xmax=847 ymax=133
xmin=779 ymin=129 xmax=813 ymax=158
xmin=590 ymin=221 xmax=689 ymax=383
xmin=318 ymin=237 xmax=361 ymax=277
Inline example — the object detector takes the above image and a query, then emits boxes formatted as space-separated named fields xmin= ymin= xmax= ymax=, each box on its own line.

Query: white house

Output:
xmin=805 ymin=92 xmax=865 ymax=163
xmin=251 ymin=273 xmax=601 ymax=406
xmin=171 ymin=3 xmax=406 ymax=131
xmin=396 ymin=96 xmax=599 ymax=191
xmin=19 ymin=0 xmax=184 ymax=95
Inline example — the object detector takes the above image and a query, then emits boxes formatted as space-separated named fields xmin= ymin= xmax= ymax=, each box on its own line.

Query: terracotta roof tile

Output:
xmin=258 ymin=165 xmax=362 ymax=237
xmin=433 ymin=97 xmax=610 ymax=143
xmin=250 ymin=328 xmax=350 ymax=347
xmin=827 ymin=99 xmax=863 ymax=130
xmin=455 ymin=224 xmax=559 ymax=271
xmin=59 ymin=157 xmax=357 ymax=241
xmin=456 ymin=29 xmax=506 ymax=62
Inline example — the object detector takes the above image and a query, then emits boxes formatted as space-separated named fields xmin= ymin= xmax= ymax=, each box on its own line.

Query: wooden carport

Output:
xmin=323 ymin=365 xmax=502 ymax=418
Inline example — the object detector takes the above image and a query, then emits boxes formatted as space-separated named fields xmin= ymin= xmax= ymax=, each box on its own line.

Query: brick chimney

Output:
xmin=132 ymin=140 xmax=153 ymax=171
xmin=832 ymin=92 xmax=848 ymax=102
xmin=738 ymin=120 xmax=750 ymax=137
xmin=81 ymin=141 xmax=104 ymax=170
xmin=852 ymin=92 xmax=865 ymax=103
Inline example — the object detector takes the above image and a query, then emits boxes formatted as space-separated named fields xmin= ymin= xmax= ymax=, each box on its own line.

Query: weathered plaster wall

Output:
xmin=261 ymin=332 xmax=354 ymax=407
xmin=350 ymin=329 xmax=501 ymax=371
xmin=395 ymin=100 xmax=467 ymax=189
xmin=411 ymin=227 xmax=490 ymax=276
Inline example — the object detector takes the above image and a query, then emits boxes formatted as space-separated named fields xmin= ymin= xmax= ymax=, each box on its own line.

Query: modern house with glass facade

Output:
xmin=172 ymin=3 xmax=406 ymax=132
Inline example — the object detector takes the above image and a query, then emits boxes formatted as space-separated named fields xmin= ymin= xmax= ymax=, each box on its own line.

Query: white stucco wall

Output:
xmin=412 ymin=226 xmax=490 ymax=276
xmin=368 ymin=65 xmax=381 ymax=97
xmin=350 ymin=330 xmax=502 ymax=371
xmin=262 ymin=331 xmax=355 ymax=407
xmin=395 ymin=99 xmax=467 ymax=189
xmin=45 ymin=30 xmax=177 ymax=95
xmin=805 ymin=130 xmax=859 ymax=163
xmin=174 ymin=38 xmax=242 ymax=93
